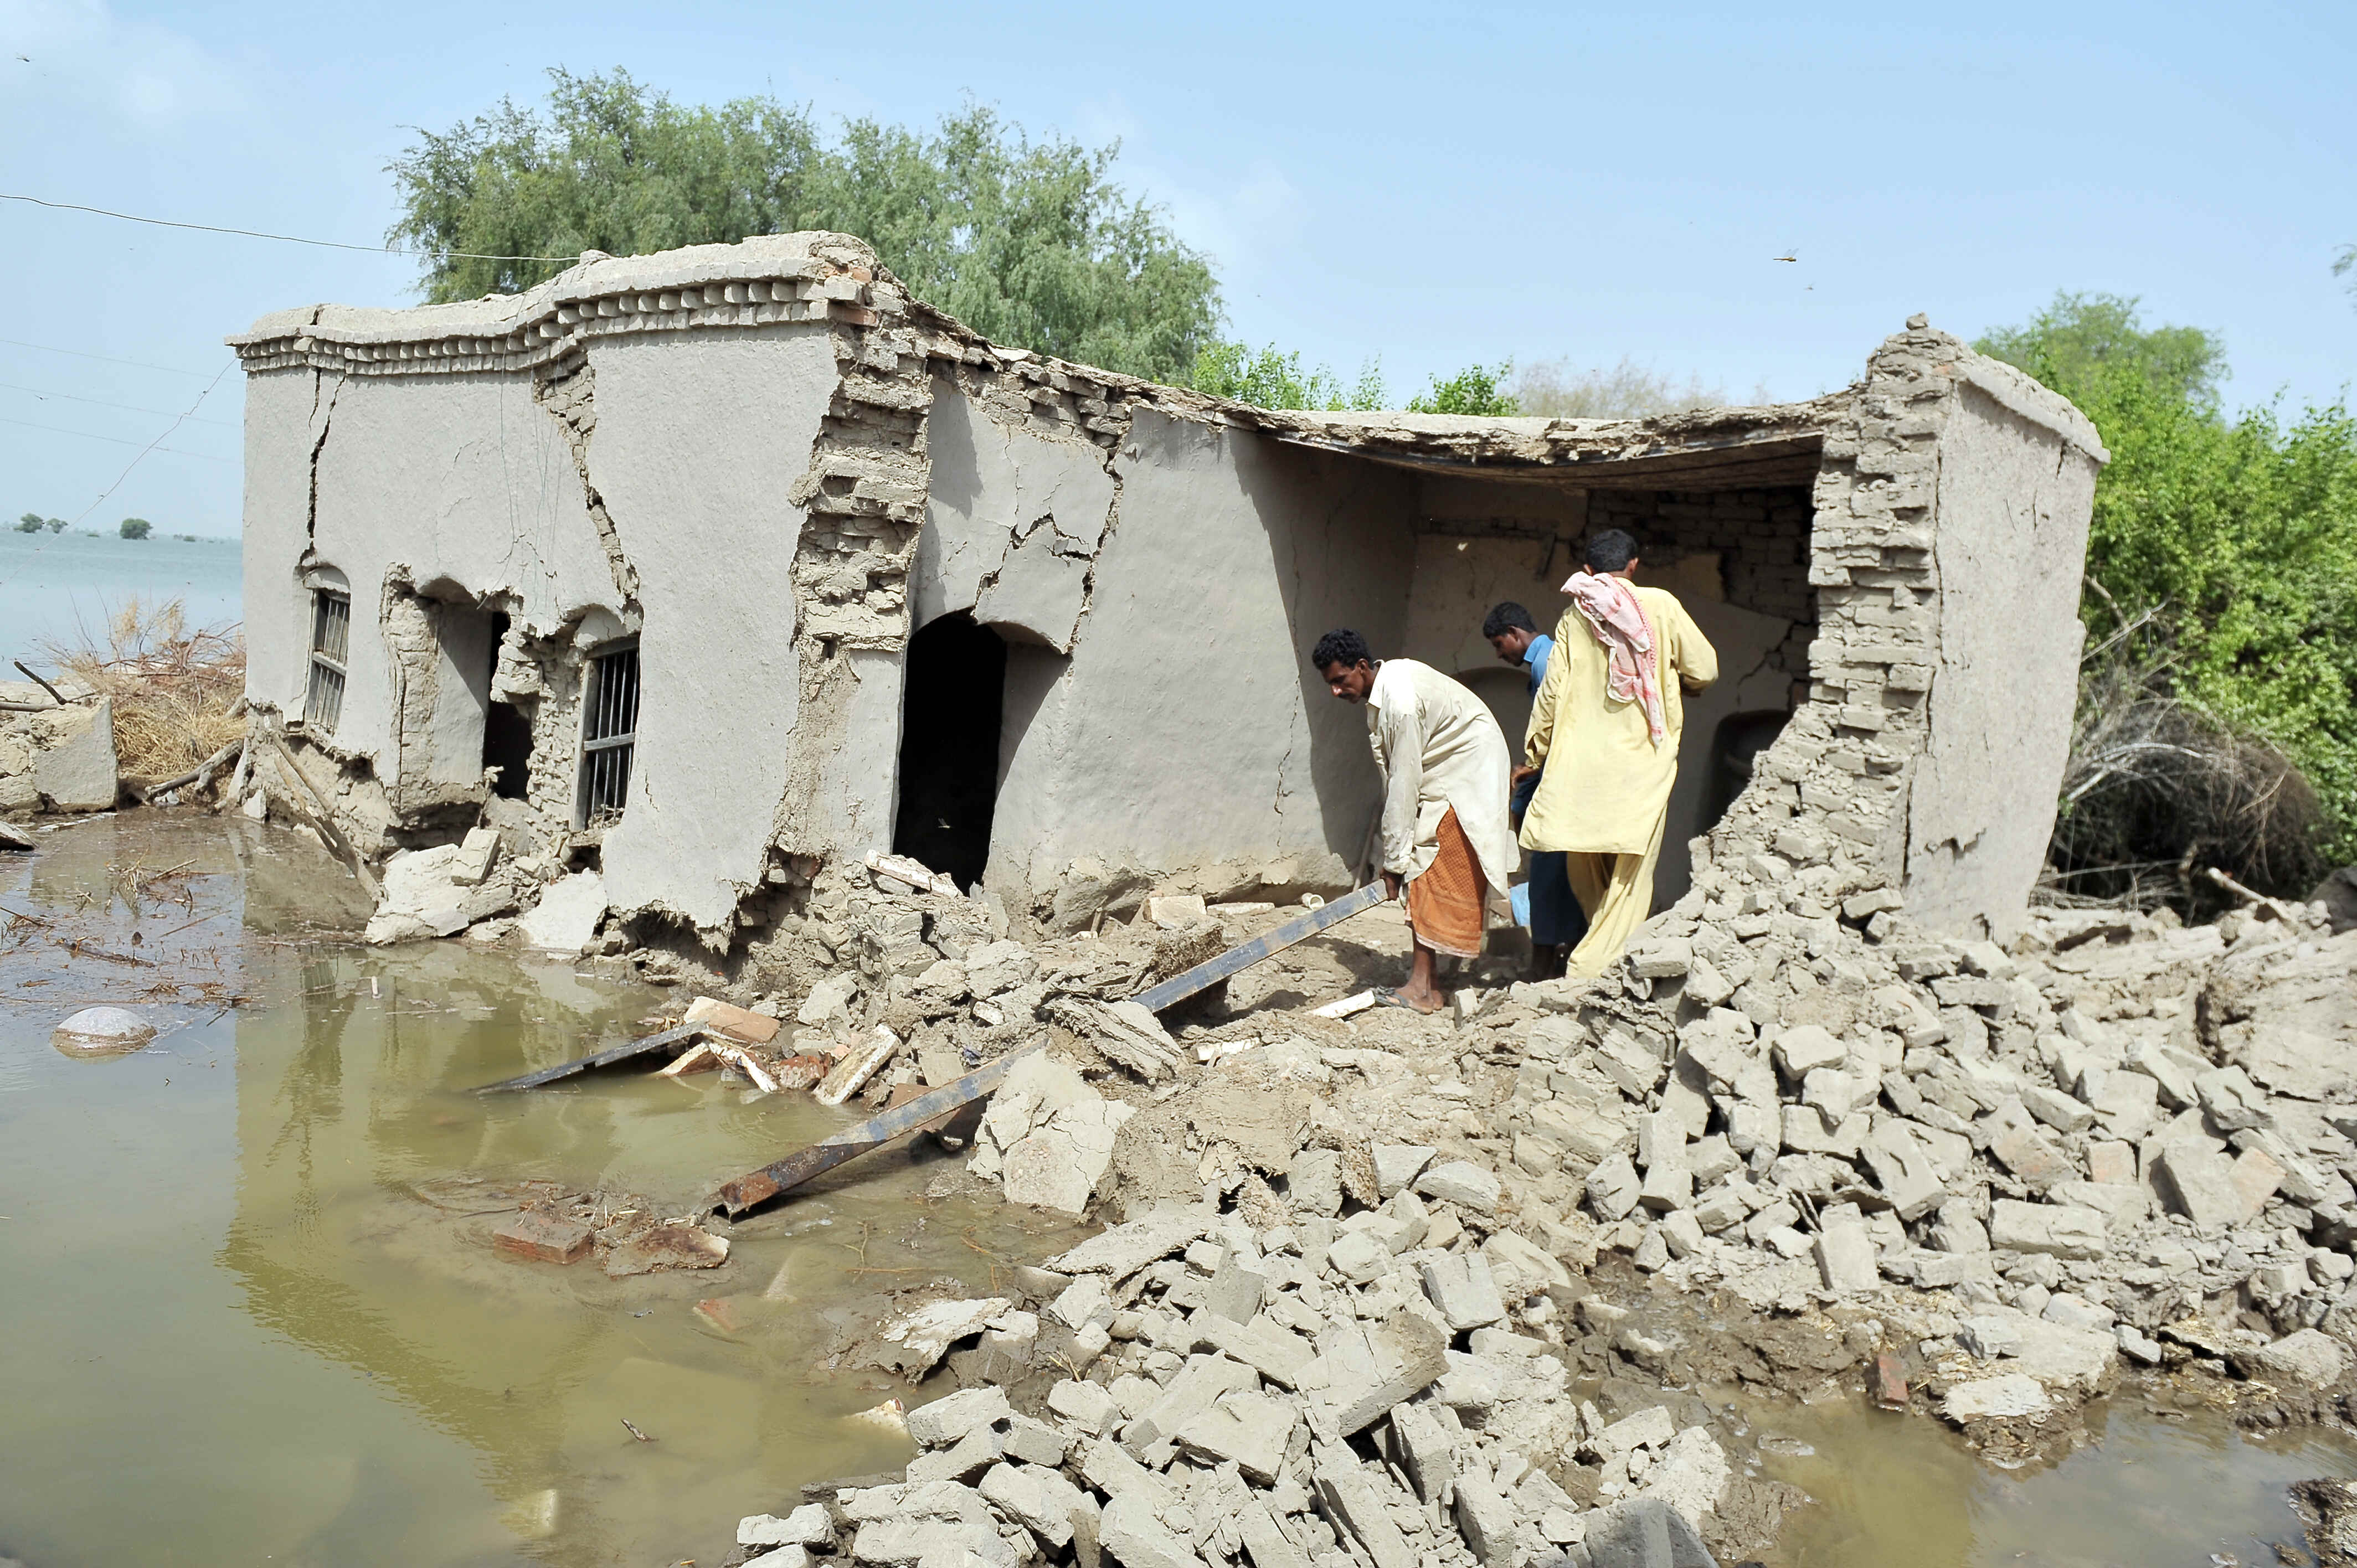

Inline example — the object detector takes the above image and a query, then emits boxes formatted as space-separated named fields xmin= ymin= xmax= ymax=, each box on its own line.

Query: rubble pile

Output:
xmin=711 ymin=862 xmax=2357 ymax=1562
xmin=327 ymin=780 xmax=2357 ymax=1555
xmin=738 ymin=1201 xmax=1737 ymax=1568
xmin=1453 ymin=871 xmax=2357 ymax=1450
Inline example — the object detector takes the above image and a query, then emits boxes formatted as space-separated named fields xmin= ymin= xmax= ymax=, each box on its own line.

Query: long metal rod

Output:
xmin=708 ymin=886 xmax=1392 ymax=1215
xmin=713 ymin=1044 xmax=1042 ymax=1214
xmin=1129 ymin=881 xmax=1387 ymax=1013
xmin=473 ymin=1022 xmax=704 ymax=1094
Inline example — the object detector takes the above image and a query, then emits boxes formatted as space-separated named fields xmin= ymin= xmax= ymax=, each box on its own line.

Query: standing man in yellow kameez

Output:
xmin=1517 ymin=529 xmax=1717 ymax=976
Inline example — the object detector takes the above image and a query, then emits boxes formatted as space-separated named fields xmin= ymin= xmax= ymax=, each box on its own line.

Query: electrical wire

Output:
xmin=0 ymin=413 xmax=231 ymax=460
xmin=65 ymin=365 xmax=236 ymax=519
xmin=2 ymin=192 xmax=582 ymax=264
xmin=0 ymin=379 xmax=238 ymax=427
xmin=0 ymin=364 xmax=236 ymax=594
xmin=0 ymin=337 xmax=222 ymax=379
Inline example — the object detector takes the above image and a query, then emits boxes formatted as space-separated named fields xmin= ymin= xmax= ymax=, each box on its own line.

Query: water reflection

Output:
xmin=1 ymin=813 xmax=1082 ymax=1567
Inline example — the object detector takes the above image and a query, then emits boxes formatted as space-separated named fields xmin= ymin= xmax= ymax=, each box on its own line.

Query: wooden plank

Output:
xmin=1129 ymin=881 xmax=1387 ymax=1013
xmin=473 ymin=1021 xmax=704 ymax=1093
xmin=712 ymin=1044 xmax=1042 ymax=1215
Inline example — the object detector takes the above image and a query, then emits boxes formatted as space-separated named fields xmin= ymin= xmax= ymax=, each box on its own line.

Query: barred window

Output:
xmin=305 ymin=589 xmax=351 ymax=734
xmin=577 ymin=641 xmax=639 ymax=826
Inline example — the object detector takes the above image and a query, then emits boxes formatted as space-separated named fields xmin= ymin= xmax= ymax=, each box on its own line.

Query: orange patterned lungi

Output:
xmin=1406 ymin=808 xmax=1487 ymax=960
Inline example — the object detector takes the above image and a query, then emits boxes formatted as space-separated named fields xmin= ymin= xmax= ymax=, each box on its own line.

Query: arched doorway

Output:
xmin=893 ymin=612 xmax=1008 ymax=890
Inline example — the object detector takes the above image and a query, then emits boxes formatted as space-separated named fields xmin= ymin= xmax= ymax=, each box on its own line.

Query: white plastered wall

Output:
xmin=240 ymin=368 xmax=334 ymax=717
xmin=917 ymin=383 xmax=1118 ymax=652
xmin=582 ymin=329 xmax=840 ymax=929
xmin=979 ymin=409 xmax=1421 ymax=900
xmin=304 ymin=372 xmax=621 ymax=770
xmin=1905 ymin=369 xmax=2102 ymax=940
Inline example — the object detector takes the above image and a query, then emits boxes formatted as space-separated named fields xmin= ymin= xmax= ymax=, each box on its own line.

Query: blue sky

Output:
xmin=1 ymin=0 xmax=2351 ymax=538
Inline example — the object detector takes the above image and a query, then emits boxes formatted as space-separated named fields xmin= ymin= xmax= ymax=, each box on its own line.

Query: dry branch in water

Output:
xmin=41 ymin=597 xmax=245 ymax=782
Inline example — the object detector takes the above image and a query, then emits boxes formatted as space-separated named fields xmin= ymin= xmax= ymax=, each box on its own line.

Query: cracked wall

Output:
xmin=974 ymin=406 xmax=1421 ymax=917
xmin=581 ymin=329 xmax=840 ymax=930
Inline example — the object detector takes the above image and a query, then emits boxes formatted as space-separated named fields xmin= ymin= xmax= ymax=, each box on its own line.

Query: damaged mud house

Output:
xmin=202 ymin=229 xmax=2357 ymax=1568
xmin=228 ymin=230 xmax=2102 ymax=957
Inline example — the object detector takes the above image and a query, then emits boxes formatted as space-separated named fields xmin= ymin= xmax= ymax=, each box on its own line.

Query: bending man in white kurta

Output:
xmin=1313 ymin=628 xmax=1516 ymax=1014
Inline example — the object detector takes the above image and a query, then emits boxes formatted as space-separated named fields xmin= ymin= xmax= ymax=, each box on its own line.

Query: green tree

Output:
xmin=1188 ymin=342 xmax=1386 ymax=411
xmin=44 ymin=518 xmax=63 ymax=533
xmin=14 ymin=512 xmax=41 ymax=534
xmin=119 ymin=517 xmax=152 ymax=540
xmin=387 ymin=71 xmax=1221 ymax=384
xmin=1979 ymin=291 xmax=2226 ymax=407
xmin=1408 ymin=362 xmax=1519 ymax=416
xmin=1977 ymin=292 xmax=2357 ymax=868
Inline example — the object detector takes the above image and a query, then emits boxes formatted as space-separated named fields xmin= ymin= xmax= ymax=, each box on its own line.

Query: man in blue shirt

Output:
xmin=1485 ymin=602 xmax=1584 ymax=978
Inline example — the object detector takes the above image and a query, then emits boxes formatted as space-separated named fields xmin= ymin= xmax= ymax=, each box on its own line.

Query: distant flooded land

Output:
xmin=0 ymin=529 xmax=241 ymax=666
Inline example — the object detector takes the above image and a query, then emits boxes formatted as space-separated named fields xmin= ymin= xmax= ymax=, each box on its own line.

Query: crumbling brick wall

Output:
xmin=1691 ymin=321 xmax=2104 ymax=936
xmin=1587 ymin=486 xmax=1817 ymax=690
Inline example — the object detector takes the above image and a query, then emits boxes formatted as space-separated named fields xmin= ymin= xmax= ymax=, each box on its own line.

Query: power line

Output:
xmin=65 ymin=365 xmax=237 ymax=525
xmin=0 ymin=337 xmax=222 ymax=379
xmin=3 ymin=192 xmax=581 ymax=264
xmin=0 ymin=379 xmax=239 ymax=427
xmin=0 ymin=364 xmax=237 ymax=594
xmin=0 ymin=413 xmax=233 ymax=462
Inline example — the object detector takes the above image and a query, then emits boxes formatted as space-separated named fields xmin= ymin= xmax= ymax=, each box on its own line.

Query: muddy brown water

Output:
xmin=0 ymin=812 xmax=1083 ymax=1567
xmin=1744 ymin=1386 xmax=2357 ymax=1566
xmin=5 ymin=813 xmax=2355 ymax=1566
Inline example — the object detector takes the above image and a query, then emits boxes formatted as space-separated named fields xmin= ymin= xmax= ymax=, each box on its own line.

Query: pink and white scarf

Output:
xmin=1562 ymin=570 xmax=1666 ymax=745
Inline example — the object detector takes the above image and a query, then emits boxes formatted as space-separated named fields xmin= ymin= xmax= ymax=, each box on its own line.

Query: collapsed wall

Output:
xmin=1702 ymin=321 xmax=2104 ymax=942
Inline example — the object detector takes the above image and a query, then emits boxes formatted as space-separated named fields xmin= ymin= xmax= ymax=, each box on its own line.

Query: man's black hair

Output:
xmin=1585 ymin=528 xmax=1640 ymax=574
xmin=1481 ymin=602 xmax=1538 ymax=639
xmin=1311 ymin=628 xmax=1373 ymax=670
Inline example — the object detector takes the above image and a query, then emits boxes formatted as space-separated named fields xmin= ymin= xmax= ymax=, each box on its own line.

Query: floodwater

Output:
xmin=0 ymin=812 xmax=1083 ymax=1567
xmin=1749 ymin=1388 xmax=2357 ymax=1566
xmin=0 ymin=528 xmax=241 ymax=667
xmin=9 ymin=814 xmax=2356 ymax=1568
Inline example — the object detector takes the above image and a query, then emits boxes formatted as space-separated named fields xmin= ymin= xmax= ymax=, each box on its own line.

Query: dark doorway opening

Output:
xmin=481 ymin=611 xmax=532 ymax=801
xmin=893 ymin=612 xmax=1006 ymax=890
xmin=1704 ymin=710 xmax=1793 ymax=826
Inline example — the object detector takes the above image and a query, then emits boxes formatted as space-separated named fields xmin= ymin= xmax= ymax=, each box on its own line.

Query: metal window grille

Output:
xmin=577 ymin=642 xmax=639 ymax=826
xmin=305 ymin=590 xmax=350 ymax=734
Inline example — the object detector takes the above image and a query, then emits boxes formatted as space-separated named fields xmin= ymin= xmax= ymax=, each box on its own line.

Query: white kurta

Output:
xmin=1366 ymin=659 xmax=1517 ymax=890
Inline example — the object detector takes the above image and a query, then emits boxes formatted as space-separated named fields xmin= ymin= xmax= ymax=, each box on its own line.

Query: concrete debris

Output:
xmin=685 ymin=994 xmax=781 ymax=1044
xmin=1940 ymin=1373 xmax=2051 ymax=1422
xmin=2245 ymin=1328 xmax=2350 ymax=1389
xmin=491 ymin=1210 xmax=594 ymax=1265
xmin=515 ymin=869 xmax=608 ymax=954
xmin=2292 ymin=1478 xmax=2357 ymax=1568
xmin=600 ymin=1219 xmax=729 ymax=1278
xmin=33 ymin=697 xmax=117 ymax=811
xmin=967 ymin=1051 xmax=1135 ymax=1216
xmin=815 ymin=1026 xmax=900 ymax=1107
xmin=876 ymin=1297 xmax=1015 ymax=1380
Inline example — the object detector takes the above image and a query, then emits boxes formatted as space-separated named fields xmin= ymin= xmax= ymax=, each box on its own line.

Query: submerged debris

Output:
xmin=50 ymin=1004 xmax=157 ymax=1058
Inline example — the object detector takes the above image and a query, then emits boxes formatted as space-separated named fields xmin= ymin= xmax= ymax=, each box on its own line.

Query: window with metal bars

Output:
xmin=305 ymin=589 xmax=351 ymax=734
xmin=576 ymin=641 xmax=639 ymax=826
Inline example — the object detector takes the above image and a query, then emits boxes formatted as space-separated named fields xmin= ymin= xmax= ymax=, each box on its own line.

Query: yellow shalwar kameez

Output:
xmin=1519 ymin=585 xmax=1717 ymax=976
